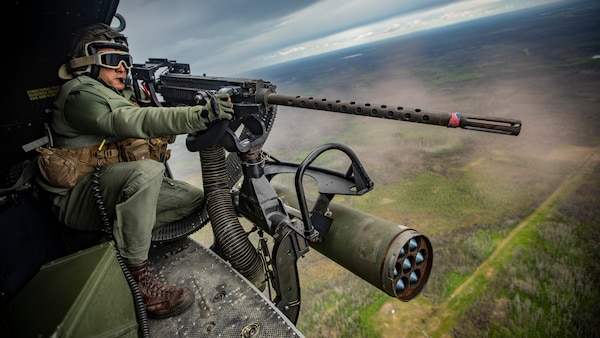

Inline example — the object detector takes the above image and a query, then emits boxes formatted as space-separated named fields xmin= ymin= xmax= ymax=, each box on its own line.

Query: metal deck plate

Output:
xmin=147 ymin=237 xmax=304 ymax=337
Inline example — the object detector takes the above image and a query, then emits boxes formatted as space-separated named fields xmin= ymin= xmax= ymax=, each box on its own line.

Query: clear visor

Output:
xmin=94 ymin=51 xmax=133 ymax=69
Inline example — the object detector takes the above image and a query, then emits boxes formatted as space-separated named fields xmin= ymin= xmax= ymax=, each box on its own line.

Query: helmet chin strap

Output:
xmin=89 ymin=64 xmax=101 ymax=79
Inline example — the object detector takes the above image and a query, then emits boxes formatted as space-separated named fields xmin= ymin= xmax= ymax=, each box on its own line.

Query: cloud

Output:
xmin=354 ymin=32 xmax=375 ymax=41
xmin=278 ymin=47 xmax=306 ymax=56
xmin=115 ymin=0 xmax=564 ymax=76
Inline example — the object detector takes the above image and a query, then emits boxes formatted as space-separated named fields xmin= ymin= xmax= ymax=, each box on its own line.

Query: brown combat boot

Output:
xmin=127 ymin=261 xmax=194 ymax=319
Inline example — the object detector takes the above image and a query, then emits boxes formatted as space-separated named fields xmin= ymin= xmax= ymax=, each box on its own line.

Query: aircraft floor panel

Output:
xmin=147 ymin=237 xmax=304 ymax=337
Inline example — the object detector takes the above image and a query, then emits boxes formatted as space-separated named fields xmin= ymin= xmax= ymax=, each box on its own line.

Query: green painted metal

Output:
xmin=5 ymin=242 xmax=138 ymax=337
xmin=274 ymin=184 xmax=433 ymax=301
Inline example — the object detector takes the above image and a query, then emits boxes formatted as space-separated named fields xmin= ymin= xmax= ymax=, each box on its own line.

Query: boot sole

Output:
xmin=147 ymin=295 xmax=195 ymax=319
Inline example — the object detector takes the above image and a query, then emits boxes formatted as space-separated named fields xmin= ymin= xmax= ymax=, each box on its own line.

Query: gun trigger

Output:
xmin=209 ymin=95 xmax=220 ymax=116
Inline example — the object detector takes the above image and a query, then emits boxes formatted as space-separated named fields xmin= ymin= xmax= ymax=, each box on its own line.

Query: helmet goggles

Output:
xmin=95 ymin=51 xmax=133 ymax=69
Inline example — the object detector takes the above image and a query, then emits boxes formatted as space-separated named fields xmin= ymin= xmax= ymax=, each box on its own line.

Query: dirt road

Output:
xmin=429 ymin=145 xmax=600 ymax=336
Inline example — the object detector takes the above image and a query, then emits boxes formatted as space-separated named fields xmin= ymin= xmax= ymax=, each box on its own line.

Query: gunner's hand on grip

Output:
xmin=200 ymin=92 xmax=234 ymax=123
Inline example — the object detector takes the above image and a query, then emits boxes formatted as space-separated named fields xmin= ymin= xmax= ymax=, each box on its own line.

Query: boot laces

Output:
xmin=138 ymin=266 xmax=173 ymax=299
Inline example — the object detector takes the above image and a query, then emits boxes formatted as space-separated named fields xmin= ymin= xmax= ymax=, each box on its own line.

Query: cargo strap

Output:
xmin=3 ymin=135 xmax=50 ymax=196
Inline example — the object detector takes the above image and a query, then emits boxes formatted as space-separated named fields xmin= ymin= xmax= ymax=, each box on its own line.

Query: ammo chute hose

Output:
xmin=92 ymin=163 xmax=150 ymax=338
xmin=149 ymin=101 xmax=278 ymax=242
xmin=201 ymin=147 xmax=265 ymax=287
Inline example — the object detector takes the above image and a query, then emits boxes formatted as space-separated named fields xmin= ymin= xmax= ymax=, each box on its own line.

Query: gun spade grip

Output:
xmin=209 ymin=95 xmax=220 ymax=116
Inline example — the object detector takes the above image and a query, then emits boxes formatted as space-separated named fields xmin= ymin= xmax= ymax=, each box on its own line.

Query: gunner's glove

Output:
xmin=200 ymin=93 xmax=234 ymax=123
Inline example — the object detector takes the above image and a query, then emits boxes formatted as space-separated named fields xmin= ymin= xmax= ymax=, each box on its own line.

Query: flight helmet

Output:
xmin=59 ymin=23 xmax=131 ymax=80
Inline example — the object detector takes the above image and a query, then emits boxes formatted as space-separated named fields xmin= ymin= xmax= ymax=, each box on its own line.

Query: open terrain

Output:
xmin=168 ymin=1 xmax=600 ymax=336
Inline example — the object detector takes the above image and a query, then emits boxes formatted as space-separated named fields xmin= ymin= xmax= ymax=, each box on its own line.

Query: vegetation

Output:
xmin=451 ymin=166 xmax=600 ymax=338
xmin=275 ymin=13 xmax=600 ymax=334
xmin=294 ymin=143 xmax=600 ymax=338
xmin=174 ymin=2 xmax=600 ymax=336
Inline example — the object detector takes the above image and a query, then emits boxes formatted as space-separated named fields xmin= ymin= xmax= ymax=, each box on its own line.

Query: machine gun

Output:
xmin=131 ymin=58 xmax=521 ymax=323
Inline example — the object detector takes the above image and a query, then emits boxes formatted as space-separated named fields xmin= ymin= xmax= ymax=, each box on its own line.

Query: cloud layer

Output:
xmin=116 ymin=0 xmax=563 ymax=76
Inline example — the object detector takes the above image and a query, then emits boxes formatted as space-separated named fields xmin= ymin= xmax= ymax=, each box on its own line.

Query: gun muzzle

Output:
xmin=275 ymin=185 xmax=433 ymax=301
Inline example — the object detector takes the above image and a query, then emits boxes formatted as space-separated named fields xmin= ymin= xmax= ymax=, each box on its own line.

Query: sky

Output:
xmin=116 ymin=0 xmax=565 ymax=77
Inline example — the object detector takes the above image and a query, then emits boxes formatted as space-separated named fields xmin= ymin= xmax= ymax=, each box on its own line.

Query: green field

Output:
xmin=168 ymin=3 xmax=600 ymax=335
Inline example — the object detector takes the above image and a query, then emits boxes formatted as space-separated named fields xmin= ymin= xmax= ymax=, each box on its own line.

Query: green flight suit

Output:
xmin=38 ymin=75 xmax=212 ymax=264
